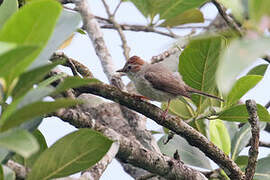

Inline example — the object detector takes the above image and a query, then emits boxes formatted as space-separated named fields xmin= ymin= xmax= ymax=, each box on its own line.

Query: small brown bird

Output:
xmin=117 ymin=56 xmax=223 ymax=116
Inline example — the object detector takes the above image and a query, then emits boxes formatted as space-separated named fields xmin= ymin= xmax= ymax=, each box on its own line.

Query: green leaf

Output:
xmin=0 ymin=129 xmax=39 ymax=158
xmin=2 ymin=165 xmax=15 ymax=180
xmin=209 ymin=119 xmax=231 ymax=155
xmin=161 ymin=98 xmax=194 ymax=120
xmin=26 ymin=130 xmax=47 ymax=168
xmin=235 ymin=155 xmax=248 ymax=171
xmin=53 ymin=76 xmax=101 ymax=95
xmin=13 ymin=129 xmax=48 ymax=168
xmin=179 ymin=36 xmax=223 ymax=111
xmin=128 ymin=0 xmax=153 ymax=18
xmin=247 ymin=64 xmax=268 ymax=76
xmin=0 ymin=0 xmax=17 ymax=28
xmin=249 ymin=0 xmax=270 ymax=22
xmin=226 ymin=75 xmax=263 ymax=107
xmin=230 ymin=123 xmax=250 ymax=160
xmin=12 ymin=61 xmax=64 ymax=99
xmin=225 ymin=122 xmax=238 ymax=141
xmin=158 ymin=0 xmax=207 ymax=20
xmin=0 ymin=45 xmax=38 ymax=87
xmin=158 ymin=135 xmax=212 ymax=170
xmin=161 ymin=9 xmax=204 ymax=27
xmin=217 ymin=37 xmax=270 ymax=94
xmin=255 ymin=157 xmax=270 ymax=180
xmin=0 ymin=0 xmax=62 ymax=70
xmin=217 ymin=0 xmax=244 ymax=22
xmin=0 ymin=99 xmax=82 ymax=132
xmin=231 ymin=122 xmax=266 ymax=160
xmin=0 ymin=165 xmax=3 ymax=180
xmin=218 ymin=104 xmax=270 ymax=122
xmin=30 ymin=9 xmax=81 ymax=68
xmin=27 ymin=129 xmax=113 ymax=180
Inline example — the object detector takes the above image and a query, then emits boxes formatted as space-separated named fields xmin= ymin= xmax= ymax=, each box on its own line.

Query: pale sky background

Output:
xmin=38 ymin=0 xmax=270 ymax=179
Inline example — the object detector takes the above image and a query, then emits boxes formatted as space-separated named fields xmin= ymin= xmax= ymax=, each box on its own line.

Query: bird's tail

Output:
xmin=187 ymin=87 xmax=224 ymax=102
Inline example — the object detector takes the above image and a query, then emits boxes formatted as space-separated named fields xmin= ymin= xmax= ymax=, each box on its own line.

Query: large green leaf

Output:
xmin=161 ymin=9 xmax=204 ymax=27
xmin=129 ymin=0 xmax=155 ymax=18
xmin=218 ymin=104 xmax=270 ymax=122
xmin=0 ymin=129 xmax=39 ymax=158
xmin=255 ymin=157 xmax=270 ymax=180
xmin=231 ymin=123 xmax=251 ymax=160
xmin=161 ymin=98 xmax=194 ymax=120
xmin=158 ymin=0 xmax=207 ymax=20
xmin=249 ymin=0 xmax=270 ymax=22
xmin=247 ymin=64 xmax=268 ymax=76
xmin=27 ymin=129 xmax=113 ymax=180
xmin=226 ymin=75 xmax=263 ymax=107
xmin=30 ymin=9 xmax=81 ymax=68
xmin=209 ymin=119 xmax=231 ymax=155
xmin=179 ymin=36 xmax=223 ymax=111
xmin=158 ymin=135 xmax=212 ymax=170
xmin=217 ymin=37 xmax=270 ymax=93
xmin=12 ymin=61 xmax=64 ymax=99
xmin=12 ymin=129 xmax=48 ymax=168
xmin=0 ymin=99 xmax=81 ymax=132
xmin=0 ymin=0 xmax=17 ymax=28
xmin=231 ymin=123 xmax=266 ymax=160
xmin=53 ymin=76 xmax=101 ymax=95
xmin=0 ymin=0 xmax=62 ymax=70
xmin=0 ymin=45 xmax=38 ymax=87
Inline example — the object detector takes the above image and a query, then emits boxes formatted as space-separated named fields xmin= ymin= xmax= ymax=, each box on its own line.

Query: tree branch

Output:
xmin=211 ymin=0 xmax=243 ymax=36
xmin=245 ymin=100 xmax=260 ymax=180
xmin=55 ymin=108 xmax=207 ymax=180
xmin=74 ymin=0 xmax=116 ymax=82
xmin=50 ymin=52 xmax=93 ymax=78
xmin=74 ymin=82 xmax=245 ymax=179
xmin=100 ymin=24 xmax=178 ymax=38
xmin=101 ymin=0 xmax=131 ymax=60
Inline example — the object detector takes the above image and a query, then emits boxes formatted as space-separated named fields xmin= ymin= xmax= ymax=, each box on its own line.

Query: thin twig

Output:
xmin=211 ymin=0 xmax=243 ymax=37
xmin=112 ymin=0 xmax=122 ymax=16
xmin=245 ymin=100 xmax=260 ymax=180
xmin=100 ymin=24 xmax=178 ymax=38
xmin=50 ymin=52 xmax=93 ymax=78
xmin=101 ymin=0 xmax=131 ymax=60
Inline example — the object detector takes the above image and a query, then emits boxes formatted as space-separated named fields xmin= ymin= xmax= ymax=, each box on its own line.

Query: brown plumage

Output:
xmin=117 ymin=56 xmax=223 ymax=116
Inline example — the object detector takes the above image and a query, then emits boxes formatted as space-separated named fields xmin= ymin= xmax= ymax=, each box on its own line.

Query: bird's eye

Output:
xmin=127 ymin=65 xmax=131 ymax=70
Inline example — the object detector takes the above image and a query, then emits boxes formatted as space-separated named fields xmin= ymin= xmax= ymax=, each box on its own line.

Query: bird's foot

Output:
xmin=161 ymin=108 xmax=168 ymax=119
xmin=132 ymin=94 xmax=150 ymax=101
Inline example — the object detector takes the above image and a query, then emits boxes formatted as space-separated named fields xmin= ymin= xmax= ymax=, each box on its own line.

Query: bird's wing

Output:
xmin=144 ymin=68 xmax=190 ymax=98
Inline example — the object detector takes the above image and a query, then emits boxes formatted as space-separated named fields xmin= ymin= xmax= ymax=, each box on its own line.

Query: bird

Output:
xmin=117 ymin=56 xmax=224 ymax=117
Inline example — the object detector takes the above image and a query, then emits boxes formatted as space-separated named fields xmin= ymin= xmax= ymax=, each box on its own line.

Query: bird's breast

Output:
xmin=131 ymin=74 xmax=175 ymax=102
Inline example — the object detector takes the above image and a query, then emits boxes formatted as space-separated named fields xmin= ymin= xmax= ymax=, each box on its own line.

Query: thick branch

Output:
xmin=75 ymin=82 xmax=245 ymax=179
xmin=74 ymin=0 xmax=115 ymax=82
xmin=55 ymin=108 xmax=206 ymax=180
xmin=245 ymin=100 xmax=260 ymax=180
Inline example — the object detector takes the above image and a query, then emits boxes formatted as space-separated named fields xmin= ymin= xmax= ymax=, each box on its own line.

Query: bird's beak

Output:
xmin=116 ymin=68 xmax=124 ymax=73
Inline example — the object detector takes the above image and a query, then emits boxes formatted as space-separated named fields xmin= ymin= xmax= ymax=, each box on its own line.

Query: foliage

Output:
xmin=1 ymin=0 xmax=270 ymax=179
xmin=0 ymin=0 xmax=113 ymax=178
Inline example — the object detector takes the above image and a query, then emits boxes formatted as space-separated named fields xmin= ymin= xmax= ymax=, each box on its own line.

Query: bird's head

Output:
xmin=116 ymin=56 xmax=146 ymax=76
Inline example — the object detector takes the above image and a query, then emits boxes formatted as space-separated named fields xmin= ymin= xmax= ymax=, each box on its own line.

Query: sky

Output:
xmin=38 ymin=0 xmax=270 ymax=179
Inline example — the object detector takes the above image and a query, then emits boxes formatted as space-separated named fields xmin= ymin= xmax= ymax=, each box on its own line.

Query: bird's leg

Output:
xmin=162 ymin=99 xmax=171 ymax=119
